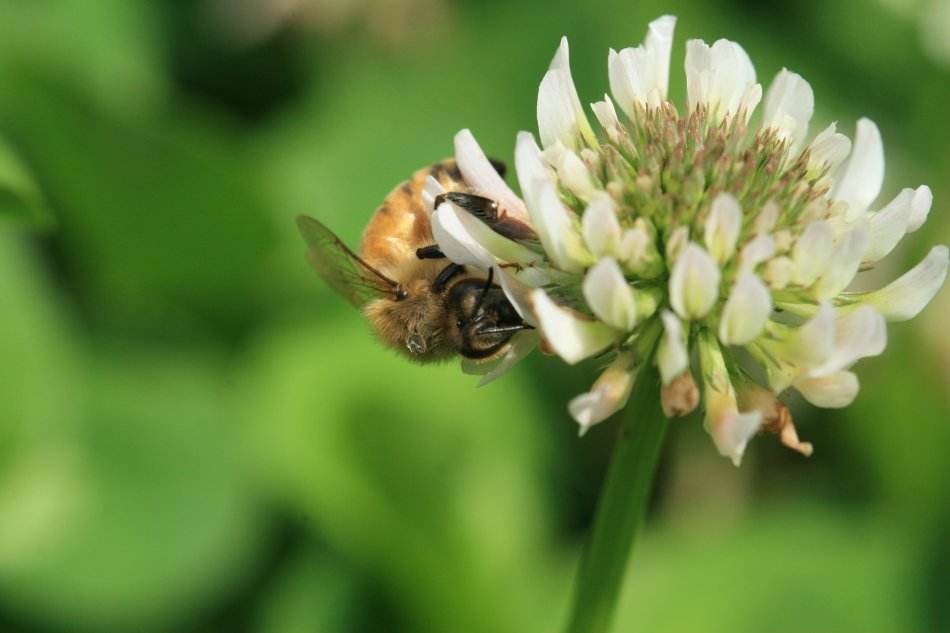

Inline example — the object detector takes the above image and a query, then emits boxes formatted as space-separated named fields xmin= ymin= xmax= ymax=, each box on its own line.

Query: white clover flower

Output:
xmin=436 ymin=16 xmax=949 ymax=465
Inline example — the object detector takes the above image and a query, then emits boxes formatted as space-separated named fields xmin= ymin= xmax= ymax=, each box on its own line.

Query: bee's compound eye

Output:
xmin=456 ymin=319 xmax=464 ymax=328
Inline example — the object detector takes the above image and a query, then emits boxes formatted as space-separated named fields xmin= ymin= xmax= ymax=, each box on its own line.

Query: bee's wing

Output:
xmin=296 ymin=215 xmax=401 ymax=308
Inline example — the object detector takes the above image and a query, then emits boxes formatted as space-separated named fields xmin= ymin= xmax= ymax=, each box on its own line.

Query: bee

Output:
xmin=296 ymin=159 xmax=535 ymax=362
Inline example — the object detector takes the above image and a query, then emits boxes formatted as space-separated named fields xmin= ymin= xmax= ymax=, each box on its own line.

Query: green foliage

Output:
xmin=238 ymin=319 xmax=560 ymax=633
xmin=617 ymin=506 xmax=918 ymax=633
xmin=0 ymin=138 xmax=48 ymax=228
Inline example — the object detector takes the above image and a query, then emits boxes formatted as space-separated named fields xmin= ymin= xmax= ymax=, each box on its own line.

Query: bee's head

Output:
xmin=444 ymin=270 xmax=531 ymax=359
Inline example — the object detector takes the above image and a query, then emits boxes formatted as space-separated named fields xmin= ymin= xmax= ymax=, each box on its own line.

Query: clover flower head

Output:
xmin=430 ymin=16 xmax=948 ymax=465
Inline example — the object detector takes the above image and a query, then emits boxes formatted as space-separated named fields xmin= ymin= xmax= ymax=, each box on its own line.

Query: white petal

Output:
xmin=508 ymin=265 xmax=554 ymax=289
xmin=794 ymin=371 xmax=859 ymax=408
xmin=581 ymin=192 xmax=621 ymax=257
xmin=807 ymin=122 xmax=851 ymax=175
xmin=739 ymin=83 xmax=763 ymax=121
xmin=582 ymin=257 xmax=637 ymax=331
xmin=515 ymin=133 xmax=591 ymax=271
xmin=809 ymin=306 xmax=886 ymax=377
xmin=514 ymin=131 xmax=551 ymax=209
xmin=569 ymin=355 xmax=636 ymax=435
xmin=812 ymin=224 xmax=869 ymax=300
xmin=665 ymin=225 xmax=689 ymax=262
xmin=538 ymin=70 xmax=578 ymax=151
xmin=608 ymin=15 xmax=677 ymax=115
xmin=763 ymin=68 xmax=814 ymax=153
xmin=432 ymin=201 xmax=542 ymax=268
xmin=645 ymin=16 xmax=676 ymax=100
xmin=762 ymin=256 xmax=793 ymax=290
xmin=832 ymin=118 xmax=884 ymax=220
xmin=454 ymin=129 xmax=529 ymax=223
xmin=793 ymin=302 xmax=837 ymax=367
xmin=619 ymin=226 xmax=649 ymax=264
xmin=710 ymin=409 xmax=763 ymax=467
xmin=686 ymin=38 xmax=759 ymax=120
xmin=703 ymin=192 xmax=742 ymax=264
xmin=657 ymin=310 xmax=688 ymax=385
xmin=591 ymin=94 xmax=623 ymax=143
xmin=569 ymin=392 xmax=614 ymax=435
xmin=792 ymin=220 xmax=834 ymax=286
xmin=543 ymin=142 xmax=596 ymax=200
xmin=633 ymin=286 xmax=662 ymax=322
xmin=533 ymin=178 xmax=591 ymax=272
xmin=607 ymin=49 xmax=634 ymax=120
xmin=906 ymin=185 xmax=932 ymax=233
xmin=619 ymin=222 xmax=663 ymax=278
xmin=431 ymin=203 xmax=494 ymax=268
xmin=719 ymin=270 xmax=772 ymax=345
xmin=852 ymin=245 xmax=949 ymax=321
xmin=758 ymin=303 xmax=835 ymax=391
xmin=538 ymin=38 xmax=596 ymax=150
xmin=698 ymin=330 xmax=762 ymax=466
xmin=684 ymin=40 xmax=710 ymax=110
xmin=422 ymin=175 xmax=445 ymax=213
xmin=739 ymin=233 xmax=776 ymax=271
xmin=495 ymin=266 xmax=538 ymax=326
xmin=864 ymin=188 xmax=914 ymax=263
xmin=669 ymin=242 xmax=721 ymax=320
xmin=477 ymin=331 xmax=539 ymax=387
xmin=530 ymin=289 xmax=619 ymax=364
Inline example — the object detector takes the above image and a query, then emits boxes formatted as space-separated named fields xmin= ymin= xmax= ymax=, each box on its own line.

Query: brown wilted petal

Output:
xmin=661 ymin=370 xmax=700 ymax=418
xmin=780 ymin=422 xmax=814 ymax=457
xmin=737 ymin=380 xmax=813 ymax=457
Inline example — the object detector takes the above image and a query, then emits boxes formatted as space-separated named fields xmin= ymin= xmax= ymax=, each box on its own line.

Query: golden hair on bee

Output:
xmin=297 ymin=159 xmax=534 ymax=363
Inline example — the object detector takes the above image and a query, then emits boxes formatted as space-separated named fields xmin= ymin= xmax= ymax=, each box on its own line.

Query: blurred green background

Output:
xmin=1 ymin=0 xmax=949 ymax=631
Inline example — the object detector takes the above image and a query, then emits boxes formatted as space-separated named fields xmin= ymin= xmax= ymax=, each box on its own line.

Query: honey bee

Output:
xmin=297 ymin=159 xmax=535 ymax=362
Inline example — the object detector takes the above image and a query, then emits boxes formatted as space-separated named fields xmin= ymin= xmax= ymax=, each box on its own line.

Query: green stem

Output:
xmin=564 ymin=359 xmax=667 ymax=633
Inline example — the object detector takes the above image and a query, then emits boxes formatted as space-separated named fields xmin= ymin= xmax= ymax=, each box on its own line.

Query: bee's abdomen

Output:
xmin=361 ymin=159 xmax=469 ymax=271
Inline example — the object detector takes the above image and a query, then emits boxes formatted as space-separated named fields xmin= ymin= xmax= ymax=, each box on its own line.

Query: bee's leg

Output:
xmin=416 ymin=244 xmax=445 ymax=259
xmin=488 ymin=158 xmax=506 ymax=178
xmin=435 ymin=192 xmax=537 ymax=242
xmin=475 ymin=323 xmax=536 ymax=335
xmin=432 ymin=263 xmax=465 ymax=292
xmin=434 ymin=192 xmax=500 ymax=223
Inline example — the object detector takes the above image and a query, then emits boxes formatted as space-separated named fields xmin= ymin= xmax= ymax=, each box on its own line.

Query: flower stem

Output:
xmin=564 ymin=359 xmax=667 ymax=633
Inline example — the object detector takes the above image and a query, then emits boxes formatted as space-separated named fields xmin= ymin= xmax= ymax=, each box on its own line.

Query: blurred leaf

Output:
xmin=0 ymin=239 xmax=266 ymax=631
xmin=254 ymin=548 xmax=358 ymax=633
xmin=0 ymin=231 xmax=84 ymax=570
xmin=0 ymin=77 xmax=276 ymax=338
xmin=0 ymin=0 xmax=165 ymax=116
xmin=840 ymin=338 xmax=950 ymax=530
xmin=615 ymin=506 xmax=918 ymax=633
xmin=0 ymin=349 xmax=266 ymax=632
xmin=239 ymin=317 xmax=565 ymax=633
xmin=0 ymin=138 xmax=49 ymax=228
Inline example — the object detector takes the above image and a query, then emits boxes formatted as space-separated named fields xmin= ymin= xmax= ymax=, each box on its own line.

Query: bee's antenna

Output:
xmin=470 ymin=267 xmax=495 ymax=318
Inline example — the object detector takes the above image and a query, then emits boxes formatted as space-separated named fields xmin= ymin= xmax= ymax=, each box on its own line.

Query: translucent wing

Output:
xmin=296 ymin=215 xmax=402 ymax=308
